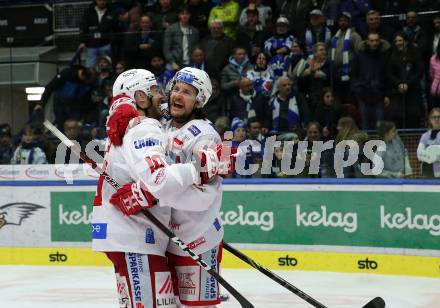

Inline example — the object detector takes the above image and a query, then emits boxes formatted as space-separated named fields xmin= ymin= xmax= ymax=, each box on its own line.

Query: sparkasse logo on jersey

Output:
xmin=204 ymin=247 xmax=218 ymax=300
xmin=128 ymin=253 xmax=144 ymax=304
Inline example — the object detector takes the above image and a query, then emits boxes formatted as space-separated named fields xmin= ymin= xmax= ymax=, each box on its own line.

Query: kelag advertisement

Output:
xmin=0 ymin=179 xmax=438 ymax=251
xmin=0 ymin=165 xmax=439 ymax=276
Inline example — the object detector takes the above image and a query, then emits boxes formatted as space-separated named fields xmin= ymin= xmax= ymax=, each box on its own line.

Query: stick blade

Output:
xmin=362 ymin=297 xmax=385 ymax=308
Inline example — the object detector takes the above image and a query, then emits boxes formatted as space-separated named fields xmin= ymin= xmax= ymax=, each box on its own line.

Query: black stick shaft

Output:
xmin=223 ymin=242 xmax=327 ymax=308
xmin=224 ymin=243 xmax=385 ymax=308
xmin=43 ymin=120 xmax=254 ymax=308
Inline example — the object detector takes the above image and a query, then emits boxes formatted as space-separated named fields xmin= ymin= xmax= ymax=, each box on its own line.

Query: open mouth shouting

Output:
xmin=171 ymin=100 xmax=185 ymax=112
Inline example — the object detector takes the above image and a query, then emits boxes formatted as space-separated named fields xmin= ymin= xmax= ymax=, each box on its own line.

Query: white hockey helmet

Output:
xmin=112 ymin=69 xmax=157 ymax=100
xmin=170 ymin=67 xmax=212 ymax=107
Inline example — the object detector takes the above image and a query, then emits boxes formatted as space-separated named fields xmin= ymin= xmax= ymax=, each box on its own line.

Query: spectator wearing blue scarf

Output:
xmin=11 ymin=126 xmax=47 ymax=165
xmin=302 ymin=9 xmax=332 ymax=57
xmin=265 ymin=17 xmax=296 ymax=78
xmin=246 ymin=52 xmax=275 ymax=97
xmin=330 ymin=12 xmax=362 ymax=103
xmin=269 ymin=77 xmax=303 ymax=134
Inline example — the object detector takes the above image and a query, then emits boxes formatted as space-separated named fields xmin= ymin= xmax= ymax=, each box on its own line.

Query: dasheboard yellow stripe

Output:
xmin=1 ymin=248 xmax=439 ymax=278
xmin=222 ymin=250 xmax=440 ymax=278
xmin=0 ymin=248 xmax=112 ymax=266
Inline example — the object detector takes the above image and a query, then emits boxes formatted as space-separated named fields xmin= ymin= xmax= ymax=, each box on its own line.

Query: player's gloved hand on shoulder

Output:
xmin=106 ymin=95 xmax=139 ymax=146
xmin=217 ymin=144 xmax=238 ymax=177
xmin=193 ymin=148 xmax=220 ymax=185
xmin=110 ymin=181 xmax=156 ymax=216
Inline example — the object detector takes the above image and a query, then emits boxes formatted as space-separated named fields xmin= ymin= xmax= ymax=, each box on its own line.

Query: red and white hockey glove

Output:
xmin=106 ymin=95 xmax=139 ymax=146
xmin=110 ymin=181 xmax=156 ymax=216
xmin=193 ymin=148 xmax=220 ymax=185
xmin=217 ymin=144 xmax=238 ymax=177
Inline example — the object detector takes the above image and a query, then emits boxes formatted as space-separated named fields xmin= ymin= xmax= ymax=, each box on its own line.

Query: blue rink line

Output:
xmin=223 ymin=178 xmax=440 ymax=185
xmin=0 ymin=180 xmax=98 ymax=186
xmin=0 ymin=178 xmax=439 ymax=186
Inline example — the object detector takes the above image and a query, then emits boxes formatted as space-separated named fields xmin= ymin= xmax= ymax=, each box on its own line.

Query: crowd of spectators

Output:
xmin=1 ymin=0 xmax=440 ymax=178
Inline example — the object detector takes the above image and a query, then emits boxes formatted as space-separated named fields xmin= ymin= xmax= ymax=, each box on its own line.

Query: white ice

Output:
xmin=0 ymin=266 xmax=439 ymax=307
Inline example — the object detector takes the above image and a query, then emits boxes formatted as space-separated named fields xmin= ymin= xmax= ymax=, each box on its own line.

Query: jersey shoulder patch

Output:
xmin=187 ymin=124 xmax=201 ymax=136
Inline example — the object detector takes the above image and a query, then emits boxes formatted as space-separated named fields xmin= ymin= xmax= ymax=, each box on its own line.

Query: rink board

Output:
xmin=0 ymin=165 xmax=439 ymax=277
xmin=0 ymin=247 xmax=439 ymax=278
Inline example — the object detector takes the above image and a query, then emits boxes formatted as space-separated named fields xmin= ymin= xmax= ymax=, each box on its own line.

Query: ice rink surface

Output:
xmin=1 ymin=266 xmax=439 ymax=308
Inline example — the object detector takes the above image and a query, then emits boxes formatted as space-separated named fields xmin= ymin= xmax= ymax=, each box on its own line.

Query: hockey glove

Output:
xmin=106 ymin=95 xmax=139 ymax=146
xmin=193 ymin=148 xmax=220 ymax=185
xmin=110 ymin=181 xmax=156 ymax=216
xmin=217 ymin=144 xmax=238 ymax=177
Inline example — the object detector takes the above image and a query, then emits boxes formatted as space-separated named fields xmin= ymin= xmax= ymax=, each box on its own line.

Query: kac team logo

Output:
xmin=0 ymin=202 xmax=44 ymax=229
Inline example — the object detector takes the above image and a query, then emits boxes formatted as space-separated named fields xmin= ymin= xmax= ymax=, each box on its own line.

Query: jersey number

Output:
xmin=145 ymin=154 xmax=165 ymax=173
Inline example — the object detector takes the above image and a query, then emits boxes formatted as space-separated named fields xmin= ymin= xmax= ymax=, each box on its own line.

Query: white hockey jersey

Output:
xmin=92 ymin=118 xmax=198 ymax=256
xmin=161 ymin=119 xmax=224 ymax=256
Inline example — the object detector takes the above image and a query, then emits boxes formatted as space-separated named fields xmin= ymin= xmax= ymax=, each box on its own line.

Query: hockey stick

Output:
xmin=223 ymin=243 xmax=385 ymax=308
xmin=43 ymin=120 xmax=254 ymax=308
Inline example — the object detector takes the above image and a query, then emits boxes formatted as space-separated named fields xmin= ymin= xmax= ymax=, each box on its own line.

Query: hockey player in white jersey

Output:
xmin=92 ymin=69 xmax=219 ymax=308
xmin=161 ymin=67 xmax=227 ymax=308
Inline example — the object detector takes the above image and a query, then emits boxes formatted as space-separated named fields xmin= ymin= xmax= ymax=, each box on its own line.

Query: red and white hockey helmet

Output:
xmin=112 ymin=69 xmax=157 ymax=100
xmin=170 ymin=67 xmax=212 ymax=107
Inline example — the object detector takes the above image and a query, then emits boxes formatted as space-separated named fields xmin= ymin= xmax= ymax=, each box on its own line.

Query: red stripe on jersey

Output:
xmin=159 ymin=275 xmax=171 ymax=294
xmin=93 ymin=160 xmax=108 ymax=206
xmin=173 ymin=137 xmax=183 ymax=146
